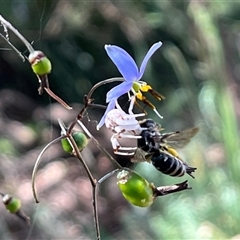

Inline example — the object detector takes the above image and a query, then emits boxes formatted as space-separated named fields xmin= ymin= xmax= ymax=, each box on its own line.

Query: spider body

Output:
xmin=105 ymin=109 xmax=143 ymax=134
xmin=104 ymin=98 xmax=146 ymax=155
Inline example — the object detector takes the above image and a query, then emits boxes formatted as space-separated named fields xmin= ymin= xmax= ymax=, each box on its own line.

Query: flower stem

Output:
xmin=0 ymin=32 xmax=25 ymax=61
xmin=0 ymin=15 xmax=35 ymax=53
xmin=32 ymin=136 xmax=64 ymax=203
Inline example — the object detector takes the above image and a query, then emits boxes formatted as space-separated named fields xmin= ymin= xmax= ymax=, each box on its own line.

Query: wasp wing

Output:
xmin=153 ymin=127 xmax=199 ymax=149
xmin=131 ymin=148 xmax=152 ymax=163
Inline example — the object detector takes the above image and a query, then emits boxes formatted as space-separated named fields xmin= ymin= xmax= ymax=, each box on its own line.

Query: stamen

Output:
xmin=153 ymin=108 xmax=163 ymax=119
xmin=136 ymin=91 xmax=143 ymax=100
xmin=148 ymin=89 xmax=165 ymax=100
xmin=134 ymin=100 xmax=148 ymax=115
xmin=140 ymin=84 xmax=152 ymax=92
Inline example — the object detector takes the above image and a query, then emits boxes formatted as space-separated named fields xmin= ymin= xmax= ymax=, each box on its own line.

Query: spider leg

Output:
xmin=110 ymin=133 xmax=121 ymax=150
xmin=118 ymin=133 xmax=142 ymax=139
xmin=115 ymin=98 xmax=145 ymax=119
xmin=115 ymin=100 xmax=126 ymax=114
xmin=110 ymin=131 xmax=139 ymax=155
xmin=114 ymin=150 xmax=135 ymax=156
xmin=128 ymin=95 xmax=135 ymax=115
xmin=122 ymin=113 xmax=145 ymax=119
xmin=127 ymin=96 xmax=145 ymax=117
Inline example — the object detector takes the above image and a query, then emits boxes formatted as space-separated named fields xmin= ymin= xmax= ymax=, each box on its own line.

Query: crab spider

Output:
xmin=105 ymin=97 xmax=147 ymax=156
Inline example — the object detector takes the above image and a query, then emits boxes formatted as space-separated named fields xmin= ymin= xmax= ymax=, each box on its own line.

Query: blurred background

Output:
xmin=0 ymin=0 xmax=240 ymax=239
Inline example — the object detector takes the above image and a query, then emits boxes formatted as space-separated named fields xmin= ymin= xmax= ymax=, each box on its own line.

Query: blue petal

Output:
xmin=106 ymin=81 xmax=133 ymax=103
xmin=139 ymin=41 xmax=162 ymax=79
xmin=105 ymin=45 xmax=139 ymax=82
xmin=96 ymin=100 xmax=116 ymax=130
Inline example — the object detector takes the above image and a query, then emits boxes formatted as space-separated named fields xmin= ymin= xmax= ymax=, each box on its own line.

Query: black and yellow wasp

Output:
xmin=131 ymin=119 xmax=198 ymax=178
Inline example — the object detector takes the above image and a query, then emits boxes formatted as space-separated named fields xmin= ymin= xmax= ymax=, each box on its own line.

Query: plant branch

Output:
xmin=32 ymin=136 xmax=64 ymax=203
xmin=0 ymin=32 xmax=25 ymax=61
xmin=0 ymin=15 xmax=35 ymax=53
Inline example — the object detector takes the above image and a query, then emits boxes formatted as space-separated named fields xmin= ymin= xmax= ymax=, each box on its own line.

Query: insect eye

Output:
xmin=28 ymin=50 xmax=52 ymax=75
xmin=117 ymin=169 xmax=155 ymax=207
xmin=61 ymin=131 xmax=88 ymax=154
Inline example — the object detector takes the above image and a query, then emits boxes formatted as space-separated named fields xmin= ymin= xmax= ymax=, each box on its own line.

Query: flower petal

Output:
xmin=139 ymin=41 xmax=162 ymax=79
xmin=106 ymin=81 xmax=133 ymax=103
xmin=96 ymin=100 xmax=116 ymax=130
xmin=105 ymin=44 xmax=139 ymax=82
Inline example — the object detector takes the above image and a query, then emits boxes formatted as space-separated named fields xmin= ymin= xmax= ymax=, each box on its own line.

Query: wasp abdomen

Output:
xmin=151 ymin=150 xmax=196 ymax=178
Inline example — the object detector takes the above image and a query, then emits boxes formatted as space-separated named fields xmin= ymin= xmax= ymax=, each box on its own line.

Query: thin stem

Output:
xmin=98 ymin=169 xmax=119 ymax=184
xmin=92 ymin=169 xmax=119 ymax=240
xmin=77 ymin=120 xmax=123 ymax=169
xmin=58 ymin=118 xmax=96 ymax=186
xmin=59 ymin=118 xmax=100 ymax=238
xmin=67 ymin=134 xmax=97 ymax=187
xmin=0 ymin=15 xmax=35 ymax=53
xmin=44 ymin=87 xmax=72 ymax=110
xmin=58 ymin=118 xmax=67 ymax=134
xmin=89 ymin=103 xmax=106 ymax=110
xmin=67 ymin=77 xmax=124 ymax=134
xmin=66 ymin=134 xmax=102 ymax=240
xmin=15 ymin=210 xmax=31 ymax=225
xmin=92 ymin=185 xmax=101 ymax=240
xmin=0 ymin=32 xmax=25 ymax=61
xmin=86 ymin=77 xmax=124 ymax=100
xmin=32 ymin=136 xmax=64 ymax=203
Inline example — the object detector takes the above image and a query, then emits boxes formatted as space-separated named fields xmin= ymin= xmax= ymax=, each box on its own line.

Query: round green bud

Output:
xmin=2 ymin=195 xmax=21 ymax=213
xmin=28 ymin=50 xmax=52 ymax=75
xmin=132 ymin=81 xmax=141 ymax=93
xmin=117 ymin=169 xmax=155 ymax=207
xmin=61 ymin=131 xmax=88 ymax=154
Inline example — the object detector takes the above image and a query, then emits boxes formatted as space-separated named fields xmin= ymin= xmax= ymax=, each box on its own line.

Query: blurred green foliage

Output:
xmin=1 ymin=0 xmax=240 ymax=239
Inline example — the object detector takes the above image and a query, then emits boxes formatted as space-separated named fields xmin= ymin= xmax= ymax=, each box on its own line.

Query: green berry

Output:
xmin=117 ymin=169 xmax=155 ymax=207
xmin=28 ymin=51 xmax=52 ymax=75
xmin=2 ymin=195 xmax=21 ymax=213
xmin=61 ymin=132 xmax=88 ymax=153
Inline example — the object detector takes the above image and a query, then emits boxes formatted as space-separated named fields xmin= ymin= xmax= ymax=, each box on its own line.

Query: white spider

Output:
xmin=105 ymin=97 xmax=147 ymax=156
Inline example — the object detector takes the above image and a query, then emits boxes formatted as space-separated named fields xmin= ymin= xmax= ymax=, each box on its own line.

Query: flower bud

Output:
xmin=117 ymin=169 xmax=155 ymax=207
xmin=28 ymin=50 xmax=52 ymax=75
xmin=1 ymin=194 xmax=30 ymax=224
xmin=61 ymin=131 xmax=88 ymax=153
xmin=2 ymin=194 xmax=21 ymax=213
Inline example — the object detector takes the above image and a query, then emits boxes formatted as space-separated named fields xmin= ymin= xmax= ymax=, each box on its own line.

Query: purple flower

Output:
xmin=97 ymin=41 xmax=162 ymax=129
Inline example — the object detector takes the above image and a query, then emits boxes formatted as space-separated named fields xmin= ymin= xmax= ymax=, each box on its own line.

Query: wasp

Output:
xmin=132 ymin=119 xmax=198 ymax=178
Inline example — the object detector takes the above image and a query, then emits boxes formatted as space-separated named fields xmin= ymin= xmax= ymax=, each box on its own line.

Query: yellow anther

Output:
xmin=131 ymin=80 xmax=164 ymax=119
xmin=136 ymin=91 xmax=143 ymax=100
xmin=140 ymin=84 xmax=152 ymax=92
